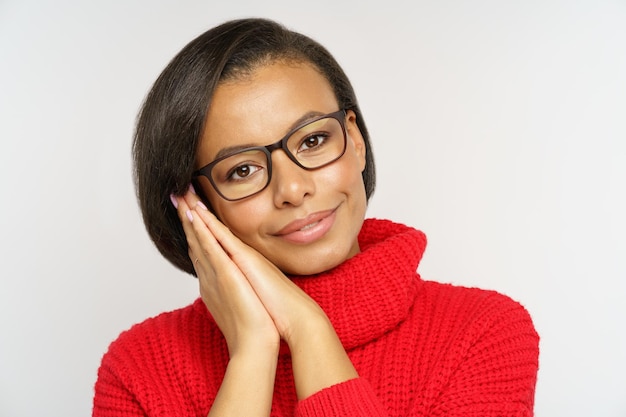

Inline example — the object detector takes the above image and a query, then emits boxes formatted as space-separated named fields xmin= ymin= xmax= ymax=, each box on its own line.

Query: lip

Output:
xmin=274 ymin=208 xmax=337 ymax=244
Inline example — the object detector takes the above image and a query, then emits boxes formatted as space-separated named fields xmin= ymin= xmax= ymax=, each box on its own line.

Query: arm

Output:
xmin=174 ymin=193 xmax=279 ymax=417
xmin=430 ymin=293 xmax=539 ymax=417
xmin=208 ymin=347 xmax=278 ymax=417
xmin=93 ymin=359 xmax=147 ymax=417
xmin=287 ymin=313 xmax=358 ymax=401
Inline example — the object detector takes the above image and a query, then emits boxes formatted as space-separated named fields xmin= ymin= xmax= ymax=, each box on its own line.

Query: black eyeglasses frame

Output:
xmin=192 ymin=109 xmax=348 ymax=201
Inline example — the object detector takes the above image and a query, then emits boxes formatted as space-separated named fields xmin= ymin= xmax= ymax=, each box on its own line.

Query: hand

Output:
xmin=178 ymin=189 xmax=328 ymax=345
xmin=172 ymin=189 xmax=279 ymax=357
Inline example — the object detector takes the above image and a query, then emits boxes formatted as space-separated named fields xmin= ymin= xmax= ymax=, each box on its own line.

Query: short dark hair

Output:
xmin=132 ymin=18 xmax=376 ymax=276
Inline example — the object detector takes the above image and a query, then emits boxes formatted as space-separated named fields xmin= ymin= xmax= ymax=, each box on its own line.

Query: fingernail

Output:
xmin=189 ymin=183 xmax=197 ymax=195
xmin=196 ymin=200 xmax=208 ymax=211
xmin=186 ymin=210 xmax=194 ymax=222
xmin=169 ymin=194 xmax=179 ymax=209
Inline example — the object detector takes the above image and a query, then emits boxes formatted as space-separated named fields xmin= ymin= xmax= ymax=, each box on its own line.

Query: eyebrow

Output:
xmin=213 ymin=110 xmax=327 ymax=160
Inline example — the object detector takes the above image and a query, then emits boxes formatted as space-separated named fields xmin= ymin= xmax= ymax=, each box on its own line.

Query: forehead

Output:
xmin=197 ymin=61 xmax=338 ymax=165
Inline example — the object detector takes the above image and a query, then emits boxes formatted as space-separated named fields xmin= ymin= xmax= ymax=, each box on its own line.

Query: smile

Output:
xmin=300 ymin=220 xmax=320 ymax=231
xmin=275 ymin=208 xmax=337 ymax=244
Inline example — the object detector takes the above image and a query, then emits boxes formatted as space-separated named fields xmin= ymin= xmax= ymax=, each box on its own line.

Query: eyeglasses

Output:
xmin=193 ymin=109 xmax=348 ymax=201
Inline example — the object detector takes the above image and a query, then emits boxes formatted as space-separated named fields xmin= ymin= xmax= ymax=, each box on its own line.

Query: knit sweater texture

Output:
xmin=93 ymin=218 xmax=539 ymax=416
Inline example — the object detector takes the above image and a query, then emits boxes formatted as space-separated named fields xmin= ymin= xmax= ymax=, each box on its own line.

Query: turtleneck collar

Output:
xmin=288 ymin=218 xmax=427 ymax=353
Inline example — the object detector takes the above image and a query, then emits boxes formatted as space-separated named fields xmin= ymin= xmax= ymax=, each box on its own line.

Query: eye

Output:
xmin=227 ymin=163 xmax=263 ymax=181
xmin=298 ymin=133 xmax=328 ymax=152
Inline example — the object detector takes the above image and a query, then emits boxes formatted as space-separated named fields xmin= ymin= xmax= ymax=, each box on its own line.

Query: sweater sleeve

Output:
xmin=295 ymin=378 xmax=388 ymax=417
xmin=91 ymin=300 xmax=211 ymax=417
xmin=92 ymin=352 xmax=147 ymax=417
xmin=296 ymin=290 xmax=538 ymax=417
xmin=428 ymin=292 xmax=540 ymax=417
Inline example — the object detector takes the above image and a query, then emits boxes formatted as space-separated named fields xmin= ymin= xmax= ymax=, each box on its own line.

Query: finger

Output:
xmin=176 ymin=184 xmax=251 ymax=261
xmin=181 ymin=184 xmax=210 ymax=214
xmin=194 ymin=200 xmax=295 ymax=298
xmin=188 ymin=208 xmax=237 ymax=277
xmin=170 ymin=194 xmax=204 ymax=273
xmin=174 ymin=195 xmax=222 ymax=277
xmin=172 ymin=191 xmax=279 ymax=355
xmin=176 ymin=193 xmax=255 ymax=290
xmin=192 ymin=202 xmax=252 ymax=260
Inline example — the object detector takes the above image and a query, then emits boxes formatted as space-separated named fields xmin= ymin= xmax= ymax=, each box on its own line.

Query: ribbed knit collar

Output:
xmin=288 ymin=218 xmax=427 ymax=353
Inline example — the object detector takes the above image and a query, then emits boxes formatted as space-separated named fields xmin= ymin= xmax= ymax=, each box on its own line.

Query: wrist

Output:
xmin=228 ymin=331 xmax=280 ymax=359
xmin=287 ymin=315 xmax=358 ymax=400
xmin=282 ymin=310 xmax=331 ymax=349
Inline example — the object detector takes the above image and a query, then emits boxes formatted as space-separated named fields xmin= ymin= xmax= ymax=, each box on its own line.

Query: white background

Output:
xmin=1 ymin=1 xmax=625 ymax=416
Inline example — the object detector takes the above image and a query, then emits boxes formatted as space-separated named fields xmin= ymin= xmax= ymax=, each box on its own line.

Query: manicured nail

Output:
xmin=189 ymin=183 xmax=197 ymax=195
xmin=186 ymin=210 xmax=194 ymax=222
xmin=169 ymin=194 xmax=179 ymax=209
xmin=196 ymin=200 xmax=208 ymax=211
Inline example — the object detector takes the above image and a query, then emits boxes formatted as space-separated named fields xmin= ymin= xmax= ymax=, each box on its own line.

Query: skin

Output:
xmin=171 ymin=60 xmax=368 ymax=416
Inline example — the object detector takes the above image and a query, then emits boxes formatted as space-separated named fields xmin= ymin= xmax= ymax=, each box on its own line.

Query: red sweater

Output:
xmin=93 ymin=219 xmax=539 ymax=416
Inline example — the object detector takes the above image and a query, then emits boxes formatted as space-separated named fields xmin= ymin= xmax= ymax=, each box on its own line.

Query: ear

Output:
xmin=345 ymin=110 xmax=367 ymax=172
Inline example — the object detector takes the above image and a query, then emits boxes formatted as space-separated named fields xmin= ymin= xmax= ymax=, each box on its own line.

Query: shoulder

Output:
xmin=403 ymin=281 xmax=539 ymax=413
xmin=416 ymin=279 xmax=539 ymax=346
xmin=421 ymin=279 xmax=534 ymax=319
xmin=93 ymin=299 xmax=223 ymax=413
xmin=99 ymin=298 xmax=212 ymax=365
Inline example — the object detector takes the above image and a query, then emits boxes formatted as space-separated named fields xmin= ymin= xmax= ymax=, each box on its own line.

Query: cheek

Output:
xmin=317 ymin=150 xmax=366 ymax=194
xmin=214 ymin=202 xmax=266 ymax=242
xmin=201 ymin=179 xmax=263 ymax=240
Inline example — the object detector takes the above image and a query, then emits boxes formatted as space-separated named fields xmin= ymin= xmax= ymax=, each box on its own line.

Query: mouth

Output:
xmin=275 ymin=208 xmax=337 ymax=244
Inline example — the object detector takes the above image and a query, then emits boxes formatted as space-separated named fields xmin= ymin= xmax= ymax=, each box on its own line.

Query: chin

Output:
xmin=281 ymin=263 xmax=337 ymax=277
xmin=275 ymin=245 xmax=353 ymax=277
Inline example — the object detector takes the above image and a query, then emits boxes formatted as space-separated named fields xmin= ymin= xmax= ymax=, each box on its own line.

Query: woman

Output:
xmin=93 ymin=18 xmax=539 ymax=416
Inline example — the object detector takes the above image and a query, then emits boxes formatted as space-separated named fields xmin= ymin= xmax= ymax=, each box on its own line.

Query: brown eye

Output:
xmin=304 ymin=136 xmax=321 ymax=148
xmin=235 ymin=166 xmax=250 ymax=177
xmin=227 ymin=164 xmax=262 ymax=181
xmin=298 ymin=134 xmax=328 ymax=152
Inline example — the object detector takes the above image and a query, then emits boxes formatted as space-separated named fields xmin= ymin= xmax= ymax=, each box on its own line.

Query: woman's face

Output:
xmin=196 ymin=61 xmax=367 ymax=275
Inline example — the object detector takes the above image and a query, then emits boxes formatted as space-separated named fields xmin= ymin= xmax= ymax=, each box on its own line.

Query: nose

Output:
xmin=270 ymin=151 xmax=315 ymax=207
